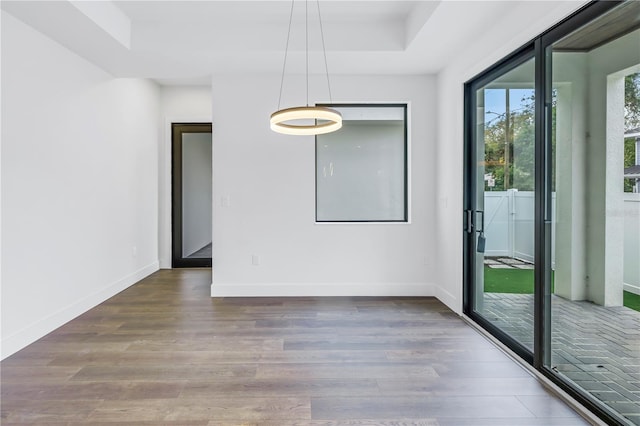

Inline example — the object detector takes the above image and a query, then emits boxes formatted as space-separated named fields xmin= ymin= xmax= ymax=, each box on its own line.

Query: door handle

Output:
xmin=476 ymin=210 xmax=484 ymax=233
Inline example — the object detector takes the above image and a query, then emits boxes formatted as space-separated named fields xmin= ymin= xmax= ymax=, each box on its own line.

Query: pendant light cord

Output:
xmin=277 ymin=0 xmax=296 ymax=111
xmin=316 ymin=0 xmax=333 ymax=103
xmin=276 ymin=0 xmax=334 ymax=110
xmin=305 ymin=0 xmax=309 ymax=107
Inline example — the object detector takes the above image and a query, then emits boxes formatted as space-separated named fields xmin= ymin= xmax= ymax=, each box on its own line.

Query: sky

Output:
xmin=484 ymin=88 xmax=535 ymax=125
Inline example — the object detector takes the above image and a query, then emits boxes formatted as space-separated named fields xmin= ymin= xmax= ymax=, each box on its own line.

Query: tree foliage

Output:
xmin=625 ymin=72 xmax=640 ymax=131
xmin=483 ymin=72 xmax=639 ymax=193
xmin=483 ymin=91 xmax=541 ymax=192
xmin=625 ymin=72 xmax=639 ymax=192
xmin=625 ymin=138 xmax=636 ymax=193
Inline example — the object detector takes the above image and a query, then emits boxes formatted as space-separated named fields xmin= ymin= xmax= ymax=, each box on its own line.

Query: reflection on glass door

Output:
xmin=547 ymin=4 xmax=640 ymax=424
xmin=464 ymin=2 xmax=639 ymax=424
xmin=468 ymin=55 xmax=537 ymax=354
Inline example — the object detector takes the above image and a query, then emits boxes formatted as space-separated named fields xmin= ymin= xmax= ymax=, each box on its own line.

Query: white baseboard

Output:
xmin=1 ymin=261 xmax=159 ymax=360
xmin=211 ymin=282 xmax=435 ymax=297
xmin=624 ymin=282 xmax=640 ymax=296
xmin=514 ymin=251 xmax=534 ymax=264
xmin=485 ymin=250 xmax=510 ymax=257
xmin=434 ymin=285 xmax=461 ymax=315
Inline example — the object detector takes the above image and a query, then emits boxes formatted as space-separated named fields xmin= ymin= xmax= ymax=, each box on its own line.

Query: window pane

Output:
xmin=549 ymin=3 xmax=640 ymax=423
xmin=473 ymin=57 xmax=536 ymax=352
xmin=316 ymin=105 xmax=406 ymax=222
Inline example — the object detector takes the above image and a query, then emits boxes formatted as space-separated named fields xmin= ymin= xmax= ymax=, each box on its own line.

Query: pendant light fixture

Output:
xmin=270 ymin=0 xmax=342 ymax=136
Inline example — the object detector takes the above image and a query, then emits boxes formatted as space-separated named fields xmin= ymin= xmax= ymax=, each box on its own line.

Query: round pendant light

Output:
xmin=270 ymin=106 xmax=342 ymax=136
xmin=270 ymin=0 xmax=341 ymax=136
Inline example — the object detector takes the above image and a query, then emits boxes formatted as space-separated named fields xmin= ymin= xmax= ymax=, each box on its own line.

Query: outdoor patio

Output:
xmin=482 ymin=292 xmax=640 ymax=425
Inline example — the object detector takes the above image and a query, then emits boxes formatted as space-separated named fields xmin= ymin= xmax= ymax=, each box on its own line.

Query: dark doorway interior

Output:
xmin=172 ymin=123 xmax=212 ymax=268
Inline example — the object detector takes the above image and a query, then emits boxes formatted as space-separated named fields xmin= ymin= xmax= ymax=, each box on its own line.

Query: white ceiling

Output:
xmin=1 ymin=0 xmax=584 ymax=85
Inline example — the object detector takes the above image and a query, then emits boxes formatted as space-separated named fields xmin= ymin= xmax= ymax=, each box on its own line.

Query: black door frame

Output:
xmin=463 ymin=44 xmax=537 ymax=366
xmin=172 ymin=122 xmax=212 ymax=268
xmin=463 ymin=1 xmax=627 ymax=425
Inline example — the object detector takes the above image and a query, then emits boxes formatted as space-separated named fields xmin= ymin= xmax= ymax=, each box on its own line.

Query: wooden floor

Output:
xmin=1 ymin=269 xmax=590 ymax=425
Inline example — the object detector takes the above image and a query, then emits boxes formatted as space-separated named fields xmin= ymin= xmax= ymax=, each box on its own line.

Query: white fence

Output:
xmin=624 ymin=194 xmax=640 ymax=294
xmin=483 ymin=191 xmax=639 ymax=293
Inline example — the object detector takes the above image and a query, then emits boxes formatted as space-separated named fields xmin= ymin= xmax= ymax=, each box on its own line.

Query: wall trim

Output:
xmin=211 ymin=282 xmax=435 ymax=297
xmin=434 ymin=284 xmax=461 ymax=315
xmin=1 ymin=261 xmax=159 ymax=360
xmin=624 ymin=282 xmax=640 ymax=296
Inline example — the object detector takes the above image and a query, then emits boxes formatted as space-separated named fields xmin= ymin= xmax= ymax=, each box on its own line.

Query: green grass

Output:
xmin=484 ymin=266 xmax=640 ymax=313
xmin=624 ymin=291 xmax=640 ymax=312
xmin=484 ymin=267 xmax=535 ymax=293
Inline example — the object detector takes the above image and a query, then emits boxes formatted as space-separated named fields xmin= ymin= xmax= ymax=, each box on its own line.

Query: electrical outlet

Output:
xmin=252 ymin=255 xmax=260 ymax=266
xmin=132 ymin=246 xmax=137 ymax=258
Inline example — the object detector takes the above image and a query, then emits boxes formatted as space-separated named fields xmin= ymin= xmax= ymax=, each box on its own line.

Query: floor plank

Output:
xmin=0 ymin=269 xmax=590 ymax=424
xmin=310 ymin=395 xmax=536 ymax=419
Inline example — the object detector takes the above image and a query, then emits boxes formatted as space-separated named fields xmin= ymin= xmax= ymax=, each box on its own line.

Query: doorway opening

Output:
xmin=464 ymin=2 xmax=640 ymax=424
xmin=172 ymin=123 xmax=212 ymax=268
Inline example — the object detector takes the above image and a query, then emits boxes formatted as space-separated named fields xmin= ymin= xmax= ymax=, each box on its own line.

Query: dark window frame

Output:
xmin=315 ymin=103 xmax=409 ymax=223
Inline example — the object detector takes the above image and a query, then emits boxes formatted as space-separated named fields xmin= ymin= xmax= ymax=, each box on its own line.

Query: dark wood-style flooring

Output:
xmin=1 ymin=269 xmax=590 ymax=425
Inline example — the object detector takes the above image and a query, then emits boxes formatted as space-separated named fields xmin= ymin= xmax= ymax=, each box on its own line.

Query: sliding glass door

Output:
xmin=545 ymin=4 xmax=640 ymax=424
xmin=465 ymin=2 xmax=639 ymax=425
xmin=466 ymin=52 xmax=537 ymax=360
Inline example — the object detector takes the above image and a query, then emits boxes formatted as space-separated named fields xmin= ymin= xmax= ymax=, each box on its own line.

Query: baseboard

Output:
xmin=434 ymin=285 xmax=461 ymax=315
xmin=514 ymin=251 xmax=534 ymax=264
xmin=485 ymin=250 xmax=510 ymax=257
xmin=211 ymin=282 xmax=435 ymax=297
xmin=1 ymin=261 xmax=159 ymax=360
xmin=624 ymin=282 xmax=640 ymax=296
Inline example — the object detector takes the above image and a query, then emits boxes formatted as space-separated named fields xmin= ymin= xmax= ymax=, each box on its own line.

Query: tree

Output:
xmin=625 ymin=72 xmax=640 ymax=130
xmin=624 ymin=72 xmax=639 ymax=193
xmin=511 ymin=94 xmax=536 ymax=191
xmin=483 ymin=74 xmax=637 ymax=193
xmin=625 ymin=138 xmax=636 ymax=193
xmin=483 ymin=90 xmax=547 ymax=192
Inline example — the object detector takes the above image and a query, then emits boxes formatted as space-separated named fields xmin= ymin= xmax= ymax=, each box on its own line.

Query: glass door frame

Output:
xmin=463 ymin=1 xmax=626 ymax=425
xmin=463 ymin=44 xmax=537 ymax=366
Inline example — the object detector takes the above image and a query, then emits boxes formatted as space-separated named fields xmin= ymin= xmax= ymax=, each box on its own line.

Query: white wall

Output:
xmin=158 ymin=86 xmax=212 ymax=268
xmin=550 ymin=30 xmax=640 ymax=305
xmin=553 ymin=54 xmax=589 ymax=301
xmin=182 ymin=132 xmax=212 ymax=256
xmin=210 ymin=73 xmax=436 ymax=296
xmin=585 ymin=30 xmax=640 ymax=306
xmin=1 ymin=12 xmax=160 ymax=359
xmin=434 ymin=2 xmax=586 ymax=313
